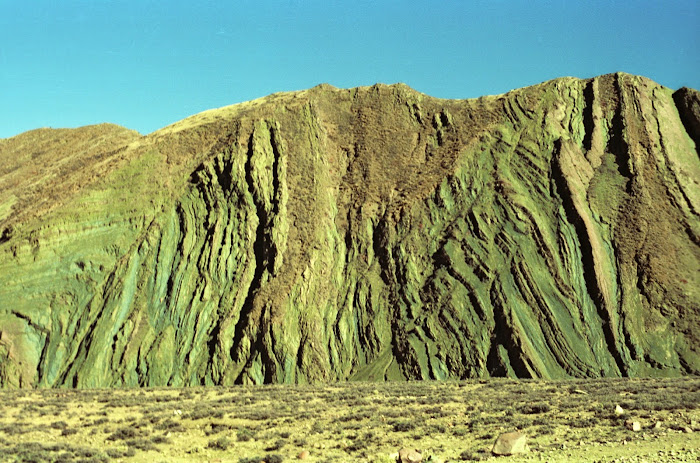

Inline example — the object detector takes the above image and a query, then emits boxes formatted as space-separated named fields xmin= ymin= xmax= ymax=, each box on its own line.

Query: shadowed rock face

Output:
xmin=0 ymin=73 xmax=698 ymax=387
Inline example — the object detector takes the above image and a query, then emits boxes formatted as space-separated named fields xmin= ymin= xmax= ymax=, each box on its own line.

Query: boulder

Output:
xmin=492 ymin=431 xmax=528 ymax=455
xmin=398 ymin=448 xmax=423 ymax=463
xmin=625 ymin=420 xmax=641 ymax=431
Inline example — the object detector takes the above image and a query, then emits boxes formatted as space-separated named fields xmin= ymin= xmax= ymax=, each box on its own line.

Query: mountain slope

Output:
xmin=1 ymin=73 xmax=699 ymax=387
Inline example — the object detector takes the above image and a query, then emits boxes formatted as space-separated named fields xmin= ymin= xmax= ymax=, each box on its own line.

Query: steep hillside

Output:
xmin=1 ymin=73 xmax=698 ymax=387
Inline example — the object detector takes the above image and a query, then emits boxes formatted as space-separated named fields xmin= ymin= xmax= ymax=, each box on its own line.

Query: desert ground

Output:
xmin=0 ymin=377 xmax=698 ymax=463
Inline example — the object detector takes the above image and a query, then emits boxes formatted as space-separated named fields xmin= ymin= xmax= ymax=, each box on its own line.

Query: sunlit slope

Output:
xmin=0 ymin=73 xmax=698 ymax=387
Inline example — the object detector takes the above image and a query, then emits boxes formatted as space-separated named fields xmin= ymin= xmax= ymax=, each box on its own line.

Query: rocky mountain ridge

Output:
xmin=0 ymin=73 xmax=698 ymax=387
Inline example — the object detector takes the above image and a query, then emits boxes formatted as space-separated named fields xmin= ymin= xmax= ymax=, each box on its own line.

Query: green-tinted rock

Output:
xmin=0 ymin=74 xmax=698 ymax=387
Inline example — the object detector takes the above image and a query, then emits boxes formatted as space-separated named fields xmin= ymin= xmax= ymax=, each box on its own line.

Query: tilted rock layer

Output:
xmin=1 ymin=73 xmax=699 ymax=387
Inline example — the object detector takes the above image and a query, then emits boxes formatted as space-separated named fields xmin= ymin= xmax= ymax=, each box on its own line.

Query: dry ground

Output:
xmin=0 ymin=378 xmax=698 ymax=463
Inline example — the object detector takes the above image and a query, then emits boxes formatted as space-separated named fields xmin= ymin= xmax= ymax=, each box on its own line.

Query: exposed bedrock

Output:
xmin=1 ymin=73 xmax=698 ymax=387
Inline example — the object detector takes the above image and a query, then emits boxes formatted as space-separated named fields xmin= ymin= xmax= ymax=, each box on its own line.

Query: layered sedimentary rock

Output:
xmin=0 ymin=73 xmax=698 ymax=387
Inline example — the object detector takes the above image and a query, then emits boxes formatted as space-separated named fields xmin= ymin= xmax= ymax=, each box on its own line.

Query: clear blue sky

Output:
xmin=1 ymin=0 xmax=698 ymax=139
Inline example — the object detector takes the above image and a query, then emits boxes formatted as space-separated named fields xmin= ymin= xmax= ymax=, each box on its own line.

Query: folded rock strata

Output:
xmin=0 ymin=72 xmax=698 ymax=387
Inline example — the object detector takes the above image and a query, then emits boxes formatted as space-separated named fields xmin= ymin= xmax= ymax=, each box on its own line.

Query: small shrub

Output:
xmin=391 ymin=421 xmax=415 ymax=432
xmin=92 ymin=417 xmax=109 ymax=426
xmin=50 ymin=421 xmax=68 ymax=430
xmin=310 ymin=422 xmax=324 ymax=434
xmin=151 ymin=435 xmax=172 ymax=444
xmin=533 ymin=424 xmax=556 ymax=436
xmin=187 ymin=406 xmax=224 ymax=420
xmin=518 ymin=403 xmax=551 ymax=414
xmin=237 ymin=428 xmax=256 ymax=441
xmin=155 ymin=418 xmax=185 ymax=432
xmin=205 ymin=422 xmax=232 ymax=436
xmin=126 ymin=438 xmax=158 ymax=451
xmin=244 ymin=410 xmax=273 ymax=421
xmin=293 ymin=437 xmax=307 ymax=447
xmin=207 ymin=436 xmax=232 ymax=451
xmin=239 ymin=454 xmax=284 ymax=463
xmin=75 ymin=447 xmax=108 ymax=461
xmin=429 ymin=423 xmax=447 ymax=434
xmin=264 ymin=439 xmax=286 ymax=451
xmin=568 ymin=416 xmax=600 ymax=428
xmin=424 ymin=406 xmax=450 ymax=418
xmin=459 ymin=449 xmax=489 ymax=461
xmin=0 ymin=423 xmax=28 ymax=435
xmin=346 ymin=440 xmax=366 ymax=453
xmin=106 ymin=427 xmax=138 ymax=441
xmin=54 ymin=452 xmax=73 ymax=463
xmin=106 ymin=448 xmax=131 ymax=458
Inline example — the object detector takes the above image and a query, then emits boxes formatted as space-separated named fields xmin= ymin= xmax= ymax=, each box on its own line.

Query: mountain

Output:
xmin=1 ymin=73 xmax=699 ymax=388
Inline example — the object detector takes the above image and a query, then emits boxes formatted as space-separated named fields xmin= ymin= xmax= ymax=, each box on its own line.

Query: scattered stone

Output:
xmin=492 ymin=431 xmax=529 ymax=455
xmin=297 ymin=450 xmax=310 ymax=460
xmin=683 ymin=426 xmax=693 ymax=433
xmin=625 ymin=420 xmax=641 ymax=431
xmin=572 ymin=389 xmax=588 ymax=395
xmin=614 ymin=405 xmax=625 ymax=416
xmin=398 ymin=448 xmax=422 ymax=463
xmin=653 ymin=421 xmax=663 ymax=431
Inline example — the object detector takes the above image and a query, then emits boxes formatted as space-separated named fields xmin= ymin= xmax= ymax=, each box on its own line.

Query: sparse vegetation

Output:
xmin=0 ymin=378 xmax=697 ymax=462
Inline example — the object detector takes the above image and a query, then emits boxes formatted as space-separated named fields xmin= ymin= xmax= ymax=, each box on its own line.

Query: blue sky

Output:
xmin=1 ymin=0 xmax=698 ymax=138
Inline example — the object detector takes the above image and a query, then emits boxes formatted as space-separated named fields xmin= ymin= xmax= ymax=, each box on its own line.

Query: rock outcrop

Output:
xmin=0 ymin=73 xmax=698 ymax=387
